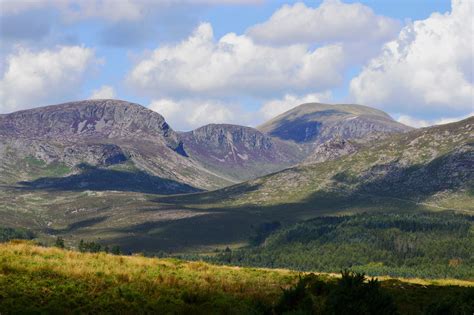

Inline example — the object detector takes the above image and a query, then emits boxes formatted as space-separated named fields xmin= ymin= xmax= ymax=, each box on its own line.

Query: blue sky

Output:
xmin=0 ymin=0 xmax=472 ymax=130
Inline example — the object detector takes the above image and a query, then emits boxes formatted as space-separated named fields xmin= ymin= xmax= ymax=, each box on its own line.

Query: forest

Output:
xmin=210 ymin=211 xmax=474 ymax=279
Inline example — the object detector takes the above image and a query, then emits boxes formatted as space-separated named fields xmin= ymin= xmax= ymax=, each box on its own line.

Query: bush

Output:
xmin=54 ymin=237 xmax=65 ymax=249
xmin=275 ymin=271 xmax=397 ymax=315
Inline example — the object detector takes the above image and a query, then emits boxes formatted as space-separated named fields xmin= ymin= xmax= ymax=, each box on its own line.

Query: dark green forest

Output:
xmin=212 ymin=212 xmax=474 ymax=279
xmin=0 ymin=227 xmax=35 ymax=242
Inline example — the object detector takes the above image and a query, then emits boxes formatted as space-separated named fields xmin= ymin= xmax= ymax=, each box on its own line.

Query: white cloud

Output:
xmin=350 ymin=0 xmax=474 ymax=118
xmin=247 ymin=0 xmax=400 ymax=46
xmin=128 ymin=23 xmax=346 ymax=99
xmin=259 ymin=92 xmax=332 ymax=121
xmin=0 ymin=46 xmax=99 ymax=113
xmin=89 ymin=85 xmax=116 ymax=99
xmin=397 ymin=112 xmax=474 ymax=128
xmin=0 ymin=0 xmax=261 ymax=21
xmin=149 ymin=98 xmax=256 ymax=131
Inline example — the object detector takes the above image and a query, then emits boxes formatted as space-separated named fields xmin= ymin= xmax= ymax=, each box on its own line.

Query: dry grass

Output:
xmin=1 ymin=241 xmax=473 ymax=314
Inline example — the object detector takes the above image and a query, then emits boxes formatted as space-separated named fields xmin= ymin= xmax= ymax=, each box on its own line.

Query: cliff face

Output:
xmin=180 ymin=124 xmax=304 ymax=181
xmin=0 ymin=99 xmax=179 ymax=146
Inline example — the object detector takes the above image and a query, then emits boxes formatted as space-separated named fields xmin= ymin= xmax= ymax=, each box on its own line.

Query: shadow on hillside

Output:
xmin=346 ymin=144 xmax=474 ymax=202
xmin=46 ymin=216 xmax=109 ymax=235
xmin=16 ymin=164 xmax=201 ymax=195
xmin=266 ymin=112 xmax=331 ymax=142
xmin=115 ymin=146 xmax=473 ymax=252
xmin=152 ymin=181 xmax=263 ymax=205
xmin=105 ymin=190 xmax=424 ymax=253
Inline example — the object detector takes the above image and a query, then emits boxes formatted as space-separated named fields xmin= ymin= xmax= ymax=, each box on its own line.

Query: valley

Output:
xmin=0 ymin=100 xmax=472 ymax=256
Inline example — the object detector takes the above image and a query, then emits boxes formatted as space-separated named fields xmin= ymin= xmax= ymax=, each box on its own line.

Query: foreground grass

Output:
xmin=0 ymin=241 xmax=295 ymax=314
xmin=0 ymin=242 xmax=473 ymax=314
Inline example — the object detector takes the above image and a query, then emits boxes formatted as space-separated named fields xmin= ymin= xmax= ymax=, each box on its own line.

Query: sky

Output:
xmin=0 ymin=0 xmax=472 ymax=130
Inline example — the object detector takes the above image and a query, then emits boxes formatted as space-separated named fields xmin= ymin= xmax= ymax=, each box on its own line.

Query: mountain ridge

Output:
xmin=1 ymin=99 xmax=413 ymax=190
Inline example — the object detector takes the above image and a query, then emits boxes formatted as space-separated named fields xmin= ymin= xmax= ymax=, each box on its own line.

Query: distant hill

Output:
xmin=258 ymin=103 xmax=411 ymax=149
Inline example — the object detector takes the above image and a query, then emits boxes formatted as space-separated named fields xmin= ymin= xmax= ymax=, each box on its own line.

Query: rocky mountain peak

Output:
xmin=0 ymin=99 xmax=177 ymax=144
xmin=258 ymin=103 xmax=412 ymax=145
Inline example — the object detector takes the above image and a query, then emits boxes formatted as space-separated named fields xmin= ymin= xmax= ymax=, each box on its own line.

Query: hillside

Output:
xmin=1 ymin=242 xmax=473 ymax=314
xmin=212 ymin=116 xmax=473 ymax=210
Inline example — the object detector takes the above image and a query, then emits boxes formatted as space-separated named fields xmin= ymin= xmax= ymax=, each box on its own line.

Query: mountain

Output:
xmin=177 ymin=103 xmax=412 ymax=181
xmin=258 ymin=103 xmax=412 ymax=150
xmin=0 ymin=99 xmax=231 ymax=191
xmin=213 ymin=116 xmax=474 ymax=210
xmin=180 ymin=124 xmax=304 ymax=182
xmin=1 ymin=100 xmax=411 ymax=191
xmin=5 ymin=99 xmax=468 ymax=254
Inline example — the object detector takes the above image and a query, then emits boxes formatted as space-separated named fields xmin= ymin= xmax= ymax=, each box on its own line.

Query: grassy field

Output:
xmin=0 ymin=242 xmax=473 ymax=314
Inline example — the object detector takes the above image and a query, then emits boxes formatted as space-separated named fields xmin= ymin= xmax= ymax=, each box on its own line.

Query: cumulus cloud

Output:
xmin=259 ymin=92 xmax=332 ymax=121
xmin=128 ymin=23 xmax=346 ymax=99
xmin=397 ymin=112 xmax=474 ymax=128
xmin=350 ymin=0 xmax=474 ymax=118
xmin=0 ymin=46 xmax=99 ymax=113
xmin=149 ymin=98 xmax=257 ymax=131
xmin=89 ymin=85 xmax=116 ymax=99
xmin=247 ymin=0 xmax=400 ymax=46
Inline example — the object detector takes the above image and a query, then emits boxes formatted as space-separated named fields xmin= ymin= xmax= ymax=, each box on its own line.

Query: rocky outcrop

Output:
xmin=303 ymin=138 xmax=359 ymax=164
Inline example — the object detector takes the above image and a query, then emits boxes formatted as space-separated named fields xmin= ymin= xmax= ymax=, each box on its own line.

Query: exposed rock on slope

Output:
xmin=181 ymin=124 xmax=304 ymax=181
xmin=303 ymin=138 xmax=359 ymax=164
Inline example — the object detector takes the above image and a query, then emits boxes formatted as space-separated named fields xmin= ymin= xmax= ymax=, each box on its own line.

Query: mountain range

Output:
xmin=0 ymin=99 xmax=472 ymax=252
xmin=0 ymin=99 xmax=411 ymax=190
